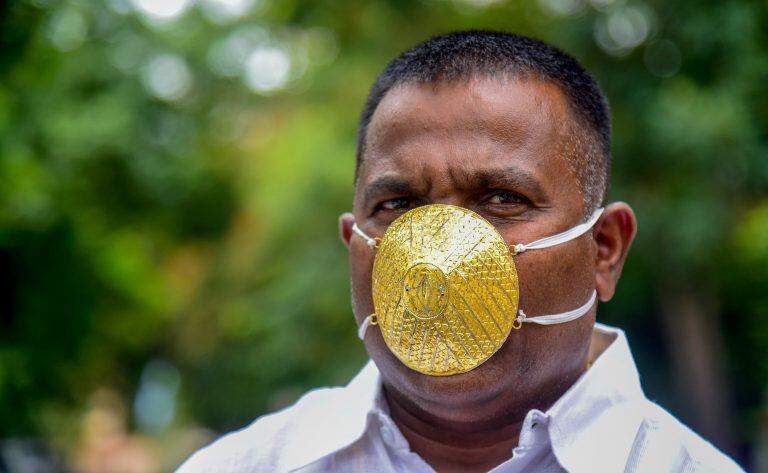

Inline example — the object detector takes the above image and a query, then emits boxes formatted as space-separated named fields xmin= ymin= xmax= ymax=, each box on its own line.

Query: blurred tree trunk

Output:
xmin=659 ymin=287 xmax=735 ymax=456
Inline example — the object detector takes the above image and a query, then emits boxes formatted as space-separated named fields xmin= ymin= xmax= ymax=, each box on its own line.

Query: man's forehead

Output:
xmin=357 ymin=76 xmax=576 ymax=194
xmin=364 ymin=76 xmax=570 ymax=152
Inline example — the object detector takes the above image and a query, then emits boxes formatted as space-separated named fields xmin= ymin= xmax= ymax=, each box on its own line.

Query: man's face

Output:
xmin=344 ymin=76 xmax=599 ymax=420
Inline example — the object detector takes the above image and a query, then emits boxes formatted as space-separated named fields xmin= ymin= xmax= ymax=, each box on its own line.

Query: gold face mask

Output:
xmin=353 ymin=204 xmax=603 ymax=376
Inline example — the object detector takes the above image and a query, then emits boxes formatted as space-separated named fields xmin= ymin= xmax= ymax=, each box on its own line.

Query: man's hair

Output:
xmin=355 ymin=30 xmax=611 ymax=213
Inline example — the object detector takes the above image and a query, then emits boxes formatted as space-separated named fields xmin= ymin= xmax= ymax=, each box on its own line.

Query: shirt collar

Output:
xmin=286 ymin=323 xmax=645 ymax=472
xmin=546 ymin=323 xmax=646 ymax=472
xmin=284 ymin=359 xmax=381 ymax=471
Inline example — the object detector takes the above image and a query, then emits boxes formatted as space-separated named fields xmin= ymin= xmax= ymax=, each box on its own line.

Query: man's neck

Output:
xmin=385 ymin=386 xmax=526 ymax=472
xmin=382 ymin=362 xmax=588 ymax=472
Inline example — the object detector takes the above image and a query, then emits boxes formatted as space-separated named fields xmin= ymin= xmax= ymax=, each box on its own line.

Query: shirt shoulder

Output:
xmin=627 ymin=400 xmax=744 ymax=473
xmin=175 ymin=386 xmax=348 ymax=473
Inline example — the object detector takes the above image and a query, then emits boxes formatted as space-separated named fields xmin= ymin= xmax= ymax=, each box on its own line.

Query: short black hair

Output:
xmin=355 ymin=30 xmax=611 ymax=213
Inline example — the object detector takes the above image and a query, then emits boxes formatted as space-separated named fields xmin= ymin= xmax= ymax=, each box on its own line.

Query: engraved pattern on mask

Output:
xmin=403 ymin=263 xmax=449 ymax=320
xmin=372 ymin=205 xmax=519 ymax=376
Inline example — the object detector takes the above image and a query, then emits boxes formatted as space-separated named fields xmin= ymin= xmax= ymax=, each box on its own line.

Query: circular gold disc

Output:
xmin=371 ymin=204 xmax=519 ymax=376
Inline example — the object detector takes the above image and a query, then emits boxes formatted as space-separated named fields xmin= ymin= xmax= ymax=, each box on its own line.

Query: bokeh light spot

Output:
xmin=243 ymin=45 xmax=291 ymax=94
xmin=200 ymin=0 xmax=262 ymax=23
xmin=48 ymin=9 xmax=87 ymax=52
xmin=538 ymin=0 xmax=586 ymax=17
xmin=141 ymin=53 xmax=193 ymax=101
xmin=207 ymin=26 xmax=269 ymax=78
xmin=131 ymin=0 xmax=194 ymax=23
xmin=594 ymin=5 xmax=654 ymax=56
xmin=134 ymin=360 xmax=181 ymax=433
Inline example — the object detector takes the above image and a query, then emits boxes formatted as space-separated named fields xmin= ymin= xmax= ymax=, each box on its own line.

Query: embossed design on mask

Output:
xmin=372 ymin=205 xmax=519 ymax=376
xmin=403 ymin=263 xmax=449 ymax=320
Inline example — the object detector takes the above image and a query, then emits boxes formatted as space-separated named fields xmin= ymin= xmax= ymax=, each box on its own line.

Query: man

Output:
xmin=178 ymin=31 xmax=742 ymax=472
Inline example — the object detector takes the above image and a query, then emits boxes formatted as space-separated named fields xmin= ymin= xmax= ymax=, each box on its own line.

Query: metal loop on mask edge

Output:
xmin=351 ymin=222 xmax=381 ymax=249
xmin=357 ymin=314 xmax=377 ymax=340
xmin=511 ymin=312 xmax=524 ymax=330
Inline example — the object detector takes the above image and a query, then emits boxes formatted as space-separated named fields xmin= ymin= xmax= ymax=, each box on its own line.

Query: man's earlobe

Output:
xmin=339 ymin=213 xmax=355 ymax=248
xmin=594 ymin=202 xmax=637 ymax=302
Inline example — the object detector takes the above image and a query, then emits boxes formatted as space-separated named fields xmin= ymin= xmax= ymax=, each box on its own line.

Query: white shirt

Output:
xmin=177 ymin=324 xmax=743 ymax=472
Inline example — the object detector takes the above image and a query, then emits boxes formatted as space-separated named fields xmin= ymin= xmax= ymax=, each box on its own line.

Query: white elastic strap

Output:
xmin=359 ymin=291 xmax=596 ymax=337
xmin=521 ymin=290 xmax=597 ymax=325
xmin=358 ymin=314 xmax=373 ymax=340
xmin=513 ymin=208 xmax=604 ymax=254
xmin=352 ymin=222 xmax=378 ymax=248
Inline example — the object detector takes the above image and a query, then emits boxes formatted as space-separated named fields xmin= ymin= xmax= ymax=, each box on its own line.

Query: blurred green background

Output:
xmin=0 ymin=0 xmax=766 ymax=471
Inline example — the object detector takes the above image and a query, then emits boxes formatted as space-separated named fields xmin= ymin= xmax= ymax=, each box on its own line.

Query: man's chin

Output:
xmin=373 ymin=345 xmax=514 ymax=411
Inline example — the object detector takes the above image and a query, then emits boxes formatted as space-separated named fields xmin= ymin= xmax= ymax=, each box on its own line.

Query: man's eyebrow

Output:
xmin=469 ymin=167 xmax=547 ymax=199
xmin=363 ymin=176 xmax=416 ymax=206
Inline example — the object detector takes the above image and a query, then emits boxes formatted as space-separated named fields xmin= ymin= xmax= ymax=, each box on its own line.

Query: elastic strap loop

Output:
xmin=352 ymin=222 xmax=379 ymax=249
xmin=513 ymin=208 xmax=604 ymax=254
xmin=521 ymin=290 xmax=597 ymax=325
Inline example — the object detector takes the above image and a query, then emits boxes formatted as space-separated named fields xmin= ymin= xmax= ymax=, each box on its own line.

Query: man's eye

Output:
xmin=488 ymin=191 xmax=526 ymax=205
xmin=380 ymin=197 xmax=413 ymax=211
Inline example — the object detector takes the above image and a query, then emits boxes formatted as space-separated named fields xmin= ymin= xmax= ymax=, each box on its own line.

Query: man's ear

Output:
xmin=339 ymin=212 xmax=355 ymax=248
xmin=594 ymin=202 xmax=637 ymax=302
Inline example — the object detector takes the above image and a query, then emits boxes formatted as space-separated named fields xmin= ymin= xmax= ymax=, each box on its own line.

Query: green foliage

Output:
xmin=0 ymin=0 xmax=765 ymax=467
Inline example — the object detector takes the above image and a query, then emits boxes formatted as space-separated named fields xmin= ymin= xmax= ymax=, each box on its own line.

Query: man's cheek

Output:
xmin=350 ymin=243 xmax=375 ymax=323
xmin=515 ymin=252 xmax=560 ymax=312
xmin=515 ymin=246 xmax=591 ymax=314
